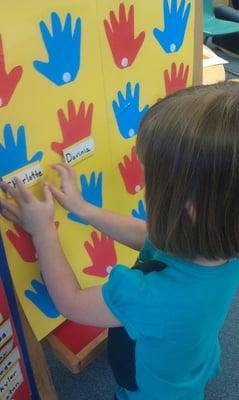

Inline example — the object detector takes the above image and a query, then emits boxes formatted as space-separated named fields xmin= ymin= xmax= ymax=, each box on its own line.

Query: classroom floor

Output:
xmin=43 ymin=49 xmax=239 ymax=400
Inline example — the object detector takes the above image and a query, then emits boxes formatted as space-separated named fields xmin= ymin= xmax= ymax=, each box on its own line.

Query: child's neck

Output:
xmin=194 ymin=256 xmax=228 ymax=267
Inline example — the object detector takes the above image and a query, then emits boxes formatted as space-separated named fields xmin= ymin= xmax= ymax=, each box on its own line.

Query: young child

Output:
xmin=1 ymin=81 xmax=239 ymax=400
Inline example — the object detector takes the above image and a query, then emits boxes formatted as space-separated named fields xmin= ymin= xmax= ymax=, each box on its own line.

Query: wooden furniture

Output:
xmin=203 ymin=62 xmax=226 ymax=84
xmin=17 ymin=301 xmax=58 ymax=400
xmin=203 ymin=46 xmax=226 ymax=84
xmin=45 ymin=322 xmax=107 ymax=374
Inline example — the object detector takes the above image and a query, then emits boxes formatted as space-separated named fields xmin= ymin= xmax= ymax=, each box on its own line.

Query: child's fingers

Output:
xmin=52 ymin=163 xmax=69 ymax=175
xmin=52 ymin=163 xmax=76 ymax=180
xmin=0 ymin=181 xmax=21 ymax=203
xmin=1 ymin=207 xmax=20 ymax=225
xmin=52 ymin=164 xmax=70 ymax=187
xmin=47 ymin=182 xmax=66 ymax=204
xmin=52 ymin=165 xmax=78 ymax=193
xmin=43 ymin=183 xmax=54 ymax=205
xmin=0 ymin=198 xmax=20 ymax=218
xmin=15 ymin=178 xmax=33 ymax=203
xmin=64 ymin=164 xmax=77 ymax=179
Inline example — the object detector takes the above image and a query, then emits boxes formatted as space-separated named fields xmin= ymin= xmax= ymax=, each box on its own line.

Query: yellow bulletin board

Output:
xmin=0 ymin=1 xmax=202 ymax=340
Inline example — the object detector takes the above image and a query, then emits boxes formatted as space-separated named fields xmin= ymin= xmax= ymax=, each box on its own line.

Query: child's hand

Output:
xmin=48 ymin=163 xmax=89 ymax=217
xmin=0 ymin=179 xmax=55 ymax=238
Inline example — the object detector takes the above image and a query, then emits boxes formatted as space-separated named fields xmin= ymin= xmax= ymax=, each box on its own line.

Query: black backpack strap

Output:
xmin=133 ymin=259 xmax=168 ymax=274
xmin=108 ymin=259 xmax=167 ymax=392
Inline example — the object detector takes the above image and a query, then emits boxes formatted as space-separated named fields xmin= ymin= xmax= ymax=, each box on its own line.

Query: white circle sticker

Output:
xmin=62 ymin=72 xmax=71 ymax=83
xmin=135 ymin=185 xmax=141 ymax=193
xmin=106 ymin=266 xmax=113 ymax=274
xmin=170 ymin=43 xmax=176 ymax=52
xmin=121 ymin=57 xmax=129 ymax=68
xmin=128 ymin=128 xmax=135 ymax=137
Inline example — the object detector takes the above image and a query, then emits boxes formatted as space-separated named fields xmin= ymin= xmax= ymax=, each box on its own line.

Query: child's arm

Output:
xmin=0 ymin=180 xmax=121 ymax=327
xmin=48 ymin=164 xmax=147 ymax=251
xmin=33 ymin=228 xmax=120 ymax=327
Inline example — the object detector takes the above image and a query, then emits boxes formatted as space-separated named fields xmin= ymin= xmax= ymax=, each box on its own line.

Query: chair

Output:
xmin=204 ymin=0 xmax=239 ymax=38
xmin=214 ymin=4 xmax=239 ymax=23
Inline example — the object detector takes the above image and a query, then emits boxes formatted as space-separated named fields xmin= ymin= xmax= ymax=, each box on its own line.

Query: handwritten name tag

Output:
xmin=0 ymin=320 xmax=12 ymax=350
xmin=0 ymin=340 xmax=13 ymax=363
xmin=2 ymin=162 xmax=43 ymax=189
xmin=63 ymin=137 xmax=95 ymax=166
xmin=0 ymin=361 xmax=23 ymax=396
xmin=1 ymin=365 xmax=23 ymax=400
xmin=0 ymin=347 xmax=20 ymax=380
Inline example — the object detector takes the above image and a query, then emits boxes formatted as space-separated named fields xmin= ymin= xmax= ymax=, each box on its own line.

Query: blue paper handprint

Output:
xmin=153 ymin=0 xmax=191 ymax=53
xmin=0 ymin=124 xmax=43 ymax=177
xmin=68 ymin=172 xmax=103 ymax=225
xmin=33 ymin=12 xmax=81 ymax=86
xmin=112 ymin=82 xmax=149 ymax=139
xmin=131 ymin=200 xmax=147 ymax=221
xmin=25 ymin=278 xmax=60 ymax=318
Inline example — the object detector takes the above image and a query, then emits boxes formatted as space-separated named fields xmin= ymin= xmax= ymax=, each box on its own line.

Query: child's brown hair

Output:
xmin=136 ymin=81 xmax=239 ymax=260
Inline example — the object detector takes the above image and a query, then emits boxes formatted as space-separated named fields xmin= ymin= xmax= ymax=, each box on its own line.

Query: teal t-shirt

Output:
xmin=102 ymin=238 xmax=239 ymax=400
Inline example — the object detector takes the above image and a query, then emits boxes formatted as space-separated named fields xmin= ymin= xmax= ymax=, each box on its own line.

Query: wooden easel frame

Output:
xmin=17 ymin=302 xmax=58 ymax=400
xmin=193 ymin=0 xmax=203 ymax=85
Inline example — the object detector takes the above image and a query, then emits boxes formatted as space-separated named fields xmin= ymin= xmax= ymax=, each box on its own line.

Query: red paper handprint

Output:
xmin=104 ymin=3 xmax=145 ymax=69
xmin=164 ymin=62 xmax=189 ymax=96
xmin=118 ymin=146 xmax=145 ymax=195
xmin=6 ymin=222 xmax=59 ymax=263
xmin=83 ymin=231 xmax=117 ymax=278
xmin=0 ymin=35 xmax=23 ymax=107
xmin=51 ymin=100 xmax=94 ymax=155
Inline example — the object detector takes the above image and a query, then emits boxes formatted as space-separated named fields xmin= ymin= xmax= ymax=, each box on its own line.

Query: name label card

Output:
xmin=2 ymin=162 xmax=43 ymax=189
xmin=2 ymin=366 xmax=23 ymax=400
xmin=0 ymin=347 xmax=20 ymax=380
xmin=0 ymin=321 xmax=12 ymax=350
xmin=63 ymin=137 xmax=95 ymax=166
xmin=0 ymin=361 xmax=22 ymax=395
xmin=0 ymin=341 xmax=13 ymax=364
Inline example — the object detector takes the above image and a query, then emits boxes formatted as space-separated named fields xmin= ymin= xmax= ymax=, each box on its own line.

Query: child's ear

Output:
xmin=185 ymin=201 xmax=196 ymax=223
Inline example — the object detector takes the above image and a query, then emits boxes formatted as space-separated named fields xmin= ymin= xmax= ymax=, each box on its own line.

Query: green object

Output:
xmin=204 ymin=0 xmax=239 ymax=36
